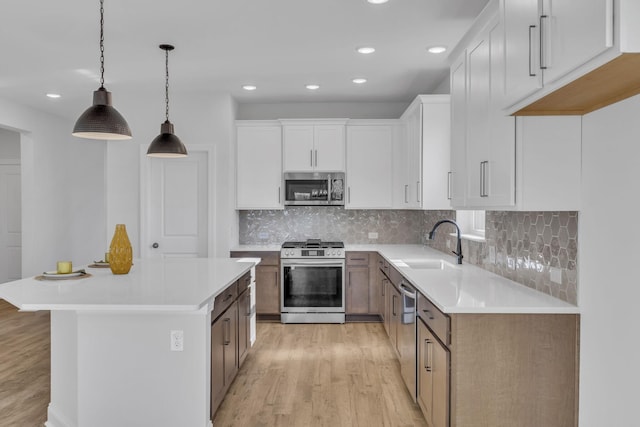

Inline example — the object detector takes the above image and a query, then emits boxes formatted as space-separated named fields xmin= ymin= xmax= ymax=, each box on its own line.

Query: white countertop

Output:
xmin=0 ymin=258 xmax=256 ymax=312
xmin=232 ymin=243 xmax=579 ymax=314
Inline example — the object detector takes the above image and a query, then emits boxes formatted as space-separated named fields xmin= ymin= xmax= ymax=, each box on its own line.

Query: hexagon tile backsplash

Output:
xmin=238 ymin=208 xmax=578 ymax=304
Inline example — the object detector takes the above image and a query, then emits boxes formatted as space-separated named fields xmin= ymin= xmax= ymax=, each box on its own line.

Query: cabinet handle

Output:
xmin=480 ymin=161 xmax=489 ymax=197
xmin=348 ymin=187 xmax=351 ymax=203
xmin=275 ymin=271 xmax=278 ymax=286
xmin=528 ymin=25 xmax=537 ymax=76
xmin=447 ymin=172 xmax=452 ymax=200
xmin=278 ymin=186 xmax=281 ymax=204
xmin=392 ymin=294 xmax=397 ymax=316
xmin=223 ymin=293 xmax=234 ymax=303
xmin=350 ymin=257 xmax=366 ymax=261
xmin=539 ymin=15 xmax=548 ymax=70
xmin=348 ymin=271 xmax=351 ymax=286
xmin=404 ymin=185 xmax=408 ymax=203
xmin=424 ymin=338 xmax=433 ymax=372
xmin=223 ymin=318 xmax=231 ymax=345
xmin=416 ymin=181 xmax=420 ymax=203
xmin=423 ymin=309 xmax=435 ymax=320
xmin=315 ymin=149 xmax=318 ymax=167
xmin=382 ymin=279 xmax=386 ymax=296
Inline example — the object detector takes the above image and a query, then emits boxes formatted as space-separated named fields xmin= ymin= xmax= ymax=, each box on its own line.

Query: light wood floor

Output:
xmin=214 ymin=322 xmax=427 ymax=427
xmin=0 ymin=299 xmax=50 ymax=427
xmin=0 ymin=301 xmax=425 ymax=427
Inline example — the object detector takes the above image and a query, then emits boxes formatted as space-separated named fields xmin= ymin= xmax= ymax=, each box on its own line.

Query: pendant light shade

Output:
xmin=73 ymin=0 xmax=131 ymax=140
xmin=147 ymin=44 xmax=187 ymax=158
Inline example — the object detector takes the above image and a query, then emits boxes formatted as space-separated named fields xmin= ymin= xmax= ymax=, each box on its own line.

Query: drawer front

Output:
xmin=212 ymin=282 xmax=238 ymax=322
xmin=230 ymin=251 xmax=280 ymax=266
xmin=417 ymin=293 xmax=450 ymax=346
xmin=238 ymin=271 xmax=251 ymax=294
xmin=346 ymin=251 xmax=370 ymax=266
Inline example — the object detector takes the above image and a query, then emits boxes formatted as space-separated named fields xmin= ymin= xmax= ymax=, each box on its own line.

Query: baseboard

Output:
xmin=346 ymin=314 xmax=383 ymax=323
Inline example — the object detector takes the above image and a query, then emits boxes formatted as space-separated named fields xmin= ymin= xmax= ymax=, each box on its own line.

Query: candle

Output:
xmin=57 ymin=261 xmax=73 ymax=274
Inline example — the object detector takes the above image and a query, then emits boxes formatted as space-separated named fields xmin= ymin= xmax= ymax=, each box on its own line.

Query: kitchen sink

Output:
xmin=391 ymin=259 xmax=459 ymax=270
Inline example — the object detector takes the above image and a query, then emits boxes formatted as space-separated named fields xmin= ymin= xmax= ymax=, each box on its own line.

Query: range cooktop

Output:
xmin=282 ymin=239 xmax=345 ymax=249
xmin=281 ymin=239 xmax=345 ymax=259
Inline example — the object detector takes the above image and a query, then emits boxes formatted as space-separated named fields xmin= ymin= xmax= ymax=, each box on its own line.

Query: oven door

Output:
xmin=281 ymin=259 xmax=345 ymax=314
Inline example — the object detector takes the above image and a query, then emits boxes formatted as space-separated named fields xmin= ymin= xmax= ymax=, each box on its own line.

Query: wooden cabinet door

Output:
xmin=223 ymin=301 xmax=239 ymax=388
xmin=346 ymin=266 xmax=369 ymax=314
xmin=314 ymin=125 xmax=345 ymax=171
xmin=417 ymin=319 xmax=433 ymax=423
xmin=389 ymin=285 xmax=401 ymax=356
xmin=431 ymin=334 xmax=449 ymax=427
xmin=255 ymin=265 xmax=280 ymax=315
xmin=210 ymin=315 xmax=226 ymax=416
xmin=283 ymin=125 xmax=315 ymax=172
xmin=383 ymin=278 xmax=390 ymax=335
xmin=236 ymin=125 xmax=283 ymax=209
xmin=237 ymin=289 xmax=251 ymax=367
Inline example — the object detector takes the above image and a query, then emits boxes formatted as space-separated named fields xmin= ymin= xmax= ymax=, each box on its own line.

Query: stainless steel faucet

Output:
xmin=426 ymin=219 xmax=463 ymax=264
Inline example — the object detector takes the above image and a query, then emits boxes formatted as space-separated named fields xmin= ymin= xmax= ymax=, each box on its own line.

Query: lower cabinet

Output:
xmin=230 ymin=251 xmax=281 ymax=320
xmin=346 ymin=251 xmax=382 ymax=318
xmin=417 ymin=316 xmax=449 ymax=427
xmin=210 ymin=271 xmax=251 ymax=419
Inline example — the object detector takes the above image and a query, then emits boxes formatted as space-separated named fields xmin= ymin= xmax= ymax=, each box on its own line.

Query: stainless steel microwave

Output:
xmin=283 ymin=172 xmax=345 ymax=206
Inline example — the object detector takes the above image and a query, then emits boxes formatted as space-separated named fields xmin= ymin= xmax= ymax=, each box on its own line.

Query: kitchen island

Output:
xmin=0 ymin=257 xmax=255 ymax=427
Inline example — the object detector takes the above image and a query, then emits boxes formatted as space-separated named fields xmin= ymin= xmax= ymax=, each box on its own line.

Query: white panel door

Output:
xmin=314 ymin=125 xmax=345 ymax=171
xmin=0 ymin=164 xmax=21 ymax=283
xmin=346 ymin=126 xmax=393 ymax=209
xmin=148 ymin=152 xmax=208 ymax=258
xmin=283 ymin=126 xmax=314 ymax=171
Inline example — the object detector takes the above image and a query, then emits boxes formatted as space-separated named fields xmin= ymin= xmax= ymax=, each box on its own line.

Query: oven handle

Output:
xmin=282 ymin=260 xmax=345 ymax=266
xmin=399 ymin=283 xmax=417 ymax=300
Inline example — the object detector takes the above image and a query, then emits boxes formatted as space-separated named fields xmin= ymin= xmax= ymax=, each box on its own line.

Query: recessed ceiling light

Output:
xmin=367 ymin=0 xmax=389 ymax=4
xmin=428 ymin=46 xmax=447 ymax=54
xmin=357 ymin=46 xmax=376 ymax=54
xmin=242 ymin=85 xmax=257 ymax=91
xmin=46 ymin=93 xmax=61 ymax=99
xmin=306 ymin=84 xmax=320 ymax=90
xmin=352 ymin=78 xmax=367 ymax=84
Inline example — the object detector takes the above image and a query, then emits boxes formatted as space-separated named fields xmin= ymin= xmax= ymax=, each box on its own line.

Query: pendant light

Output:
xmin=72 ymin=0 xmax=132 ymax=140
xmin=147 ymin=44 xmax=188 ymax=158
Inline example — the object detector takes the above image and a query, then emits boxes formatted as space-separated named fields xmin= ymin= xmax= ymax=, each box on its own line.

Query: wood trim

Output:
xmin=514 ymin=53 xmax=640 ymax=116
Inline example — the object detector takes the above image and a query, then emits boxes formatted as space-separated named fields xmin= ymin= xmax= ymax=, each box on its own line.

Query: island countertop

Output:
xmin=0 ymin=257 xmax=256 ymax=312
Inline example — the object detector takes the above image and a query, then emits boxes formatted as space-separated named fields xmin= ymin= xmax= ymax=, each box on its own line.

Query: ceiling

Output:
xmin=0 ymin=0 xmax=489 ymax=120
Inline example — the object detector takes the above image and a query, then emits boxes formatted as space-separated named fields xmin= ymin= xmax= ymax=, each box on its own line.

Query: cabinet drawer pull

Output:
xmin=223 ymin=293 xmax=234 ymax=303
xmin=223 ymin=318 xmax=231 ymax=345
xmin=423 ymin=309 xmax=435 ymax=320
xmin=528 ymin=25 xmax=537 ymax=76
xmin=350 ymin=257 xmax=366 ymax=261
xmin=540 ymin=15 xmax=548 ymax=70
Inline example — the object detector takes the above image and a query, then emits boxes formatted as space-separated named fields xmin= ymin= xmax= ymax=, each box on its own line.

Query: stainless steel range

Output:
xmin=280 ymin=239 xmax=345 ymax=324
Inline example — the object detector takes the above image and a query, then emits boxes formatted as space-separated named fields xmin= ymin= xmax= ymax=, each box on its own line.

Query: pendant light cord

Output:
xmin=165 ymin=48 xmax=170 ymax=121
xmin=99 ymin=0 xmax=105 ymax=89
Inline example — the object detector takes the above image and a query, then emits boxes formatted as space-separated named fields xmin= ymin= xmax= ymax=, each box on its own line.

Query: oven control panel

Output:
xmin=281 ymin=249 xmax=344 ymax=259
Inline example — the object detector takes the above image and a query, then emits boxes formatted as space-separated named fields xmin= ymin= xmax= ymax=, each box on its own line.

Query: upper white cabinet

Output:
xmin=515 ymin=116 xmax=581 ymax=211
xmin=449 ymin=0 xmax=582 ymax=211
xmin=399 ymin=95 xmax=451 ymax=210
xmin=281 ymin=120 xmax=347 ymax=172
xmin=236 ymin=122 xmax=283 ymax=210
xmin=449 ymin=54 xmax=467 ymax=208
xmin=503 ymin=0 xmax=614 ymax=109
xmin=345 ymin=122 xmax=395 ymax=209
xmin=452 ymin=10 xmax=516 ymax=209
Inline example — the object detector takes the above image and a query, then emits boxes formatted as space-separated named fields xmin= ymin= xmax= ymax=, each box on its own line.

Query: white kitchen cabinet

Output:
xmin=399 ymin=95 xmax=451 ymax=210
xmin=463 ymin=12 xmax=515 ymax=209
xmin=345 ymin=122 xmax=394 ymax=209
xmin=449 ymin=54 xmax=467 ymax=208
xmin=515 ymin=116 xmax=581 ymax=210
xmin=236 ymin=122 xmax=283 ymax=210
xmin=503 ymin=0 xmax=613 ymax=109
xmin=281 ymin=120 xmax=347 ymax=172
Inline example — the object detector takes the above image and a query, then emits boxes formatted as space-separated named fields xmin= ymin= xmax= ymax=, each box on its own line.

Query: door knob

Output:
xmin=152 ymin=242 xmax=159 ymax=249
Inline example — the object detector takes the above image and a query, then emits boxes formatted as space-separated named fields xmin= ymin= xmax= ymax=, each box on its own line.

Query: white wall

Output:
xmin=0 ymin=97 xmax=106 ymax=276
xmin=106 ymin=92 xmax=238 ymax=258
xmin=580 ymin=94 xmax=640 ymax=426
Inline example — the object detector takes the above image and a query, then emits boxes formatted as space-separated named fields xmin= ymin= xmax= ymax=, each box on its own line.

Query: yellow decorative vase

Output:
xmin=109 ymin=224 xmax=133 ymax=275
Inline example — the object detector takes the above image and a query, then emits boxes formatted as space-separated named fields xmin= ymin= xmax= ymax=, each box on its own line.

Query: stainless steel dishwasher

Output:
xmin=398 ymin=280 xmax=417 ymax=401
